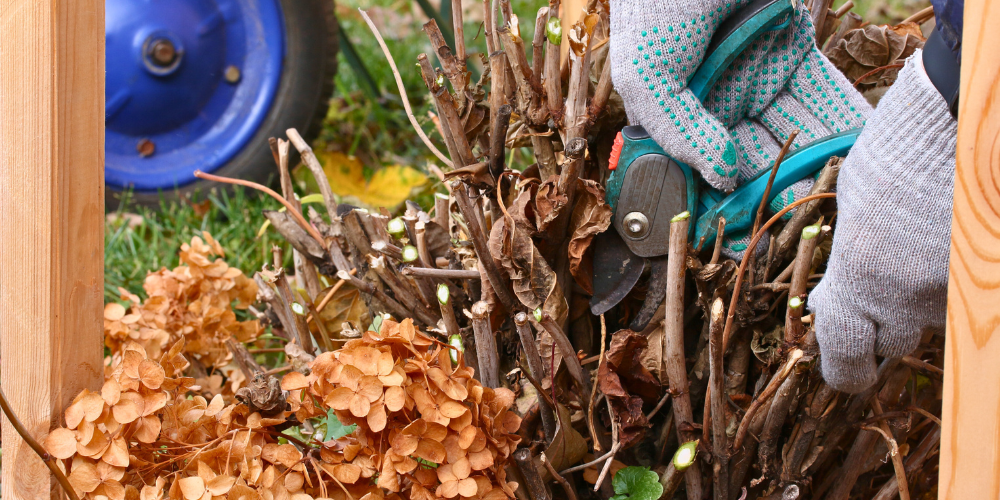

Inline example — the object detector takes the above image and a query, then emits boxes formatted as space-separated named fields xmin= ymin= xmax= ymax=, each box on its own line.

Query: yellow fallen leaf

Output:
xmin=317 ymin=151 xmax=427 ymax=208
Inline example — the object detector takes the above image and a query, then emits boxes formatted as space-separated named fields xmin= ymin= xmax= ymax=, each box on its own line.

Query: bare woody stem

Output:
xmin=707 ymin=298 xmax=729 ymax=500
xmin=513 ymin=448 xmax=552 ymax=500
xmin=403 ymin=267 xmax=481 ymax=280
xmin=730 ymin=349 xmax=804 ymax=452
xmin=661 ymin=215 xmax=703 ymax=500
xmin=722 ymin=193 xmax=837 ymax=351
xmin=194 ymin=170 xmax=327 ymax=250
xmin=539 ymin=312 xmax=591 ymax=393
xmin=286 ymin=128 xmax=339 ymax=221
xmin=785 ymin=224 xmax=821 ymax=344
xmin=451 ymin=181 xmax=518 ymax=311
xmin=471 ymin=301 xmax=501 ymax=388
xmin=515 ymin=312 xmax=557 ymax=442
xmin=0 ymin=386 xmax=81 ymax=500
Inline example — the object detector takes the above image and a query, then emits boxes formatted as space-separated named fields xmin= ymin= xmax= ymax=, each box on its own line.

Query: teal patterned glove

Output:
xmin=610 ymin=0 xmax=872 ymax=258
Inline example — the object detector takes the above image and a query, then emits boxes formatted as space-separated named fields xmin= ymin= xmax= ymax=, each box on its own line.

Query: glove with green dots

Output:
xmin=610 ymin=0 xmax=871 ymax=258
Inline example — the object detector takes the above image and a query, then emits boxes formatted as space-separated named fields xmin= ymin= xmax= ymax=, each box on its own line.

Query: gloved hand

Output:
xmin=610 ymin=0 xmax=872 ymax=258
xmin=808 ymin=53 xmax=957 ymax=393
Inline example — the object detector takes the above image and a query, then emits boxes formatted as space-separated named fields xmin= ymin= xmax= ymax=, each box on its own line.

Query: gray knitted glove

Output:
xmin=809 ymin=53 xmax=957 ymax=393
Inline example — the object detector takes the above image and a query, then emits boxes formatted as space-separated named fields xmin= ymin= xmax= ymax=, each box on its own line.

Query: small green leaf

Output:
xmin=318 ymin=408 xmax=356 ymax=441
xmin=533 ymin=308 xmax=543 ymax=322
xmin=612 ymin=466 xmax=663 ymax=500
xmin=546 ymin=17 xmax=563 ymax=45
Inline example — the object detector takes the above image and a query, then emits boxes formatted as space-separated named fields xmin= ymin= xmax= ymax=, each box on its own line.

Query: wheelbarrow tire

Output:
xmin=114 ymin=0 xmax=339 ymax=207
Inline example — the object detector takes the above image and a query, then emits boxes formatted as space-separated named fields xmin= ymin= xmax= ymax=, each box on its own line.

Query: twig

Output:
xmin=872 ymin=427 xmax=940 ymax=500
xmin=662 ymin=214 xmax=703 ymax=500
xmin=871 ymin=399 xmax=910 ymax=500
xmin=515 ymin=312 xmax=557 ymax=442
xmin=773 ymin=157 xmax=840 ymax=261
xmin=646 ymin=390 xmax=672 ymax=421
xmin=286 ymin=128 xmax=338 ymax=221
xmin=195 ymin=170 xmax=327 ymax=250
xmin=402 ymin=267 xmax=482 ymax=279
xmin=833 ymin=0 xmax=854 ymax=17
xmin=471 ymin=301 xmax=501 ymax=388
xmin=902 ymin=5 xmax=934 ymax=24
xmin=337 ymin=270 xmax=425 ymax=327
xmin=658 ymin=462 xmax=686 ymax=500
xmin=358 ymin=9 xmax=453 ymax=168
xmin=0 ymin=387 xmax=81 ymax=500
xmin=853 ymin=64 xmax=905 ymax=87
xmin=708 ymin=298 xmax=729 ymax=500
xmin=589 ymin=314 xmax=608 ymax=452
xmin=593 ymin=403 xmax=620 ymax=491
xmin=560 ymin=444 xmax=618 ymax=475
xmin=730 ymin=349 xmax=804 ymax=452
xmin=785 ymin=223 xmax=820 ymax=343
xmin=722 ymin=193 xmax=837 ymax=351
xmin=540 ymin=312 xmax=591 ymax=392
xmin=513 ymin=448 xmax=552 ymax=500
xmin=452 ymin=182 xmax=518 ymax=311
xmin=751 ymin=129 xmax=798 ymax=249
xmin=541 ymin=453 xmax=579 ymax=500
xmin=900 ymin=355 xmax=944 ymax=380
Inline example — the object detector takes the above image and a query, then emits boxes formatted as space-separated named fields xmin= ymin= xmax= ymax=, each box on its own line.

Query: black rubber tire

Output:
xmin=108 ymin=0 xmax=339 ymax=207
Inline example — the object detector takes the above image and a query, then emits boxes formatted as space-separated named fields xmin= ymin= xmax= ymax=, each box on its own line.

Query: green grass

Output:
xmin=105 ymin=188 xmax=290 ymax=302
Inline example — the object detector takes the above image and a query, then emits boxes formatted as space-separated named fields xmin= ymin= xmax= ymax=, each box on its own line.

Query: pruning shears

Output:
xmin=592 ymin=0 xmax=862 ymax=330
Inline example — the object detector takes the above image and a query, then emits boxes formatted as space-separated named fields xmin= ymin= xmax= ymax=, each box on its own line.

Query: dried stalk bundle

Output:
xmin=27 ymin=1 xmax=944 ymax=500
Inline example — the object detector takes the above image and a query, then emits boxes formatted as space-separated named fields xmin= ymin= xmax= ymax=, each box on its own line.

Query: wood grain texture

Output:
xmin=0 ymin=0 xmax=105 ymax=498
xmin=939 ymin=0 xmax=1000 ymax=498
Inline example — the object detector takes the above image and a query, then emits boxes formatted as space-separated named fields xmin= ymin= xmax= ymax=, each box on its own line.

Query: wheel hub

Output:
xmin=104 ymin=0 xmax=285 ymax=191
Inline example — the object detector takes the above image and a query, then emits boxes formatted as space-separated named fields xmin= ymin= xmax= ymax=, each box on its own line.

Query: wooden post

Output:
xmin=939 ymin=0 xmax=1000 ymax=498
xmin=0 ymin=1 xmax=105 ymax=499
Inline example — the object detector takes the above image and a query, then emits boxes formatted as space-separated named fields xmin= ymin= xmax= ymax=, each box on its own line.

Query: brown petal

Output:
xmin=384 ymin=386 xmax=405 ymax=412
xmin=112 ymin=393 xmax=142 ymax=424
xmin=436 ymin=463 xmax=458 ymax=483
xmin=333 ymin=463 xmax=361 ymax=484
xmin=423 ymin=422 xmax=449 ymax=442
xmin=391 ymin=433 xmax=419 ymax=457
xmin=348 ymin=394 xmax=371 ymax=418
xmin=457 ymin=477 xmax=479 ymax=498
xmin=468 ymin=448 xmax=494 ymax=470
xmin=138 ymin=359 xmax=165 ymax=389
xmin=104 ymin=303 xmax=127 ymax=321
xmin=44 ymin=428 xmax=78 ymax=459
xmin=414 ymin=439 xmax=447 ymax=464
xmin=437 ymin=480 xmax=460 ymax=499
xmin=102 ymin=379 xmax=122 ymax=406
xmin=178 ymin=476 xmax=206 ymax=500
xmin=452 ymin=457 xmax=472 ymax=479
xmin=77 ymin=429 xmax=109 ymax=458
xmin=281 ymin=371 xmax=310 ymax=391
xmin=324 ymin=387 xmax=355 ymax=410
xmin=205 ymin=475 xmax=236 ymax=496
xmin=367 ymin=403 xmax=387 ymax=432
xmin=141 ymin=391 xmax=168 ymax=416
xmin=133 ymin=415 xmax=161 ymax=444
xmin=357 ymin=376 xmax=384 ymax=402
xmin=68 ymin=459 xmax=102 ymax=493
xmin=101 ymin=437 xmax=130 ymax=468
xmin=439 ymin=401 xmax=468 ymax=419
xmin=80 ymin=392 xmax=106 ymax=422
